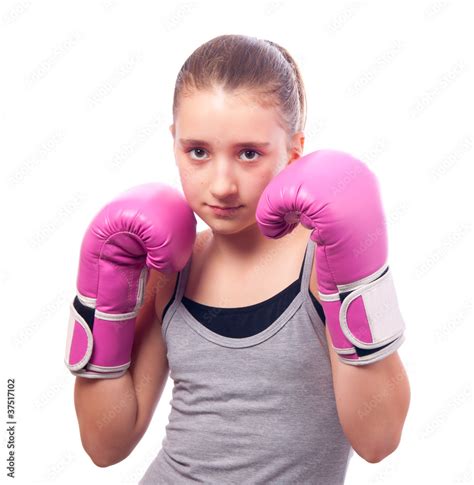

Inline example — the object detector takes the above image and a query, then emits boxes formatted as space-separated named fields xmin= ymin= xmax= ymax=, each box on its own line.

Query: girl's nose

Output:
xmin=209 ymin=157 xmax=238 ymax=200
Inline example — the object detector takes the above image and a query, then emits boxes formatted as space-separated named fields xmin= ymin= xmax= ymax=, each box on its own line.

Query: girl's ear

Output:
xmin=288 ymin=132 xmax=305 ymax=164
xmin=295 ymin=132 xmax=305 ymax=154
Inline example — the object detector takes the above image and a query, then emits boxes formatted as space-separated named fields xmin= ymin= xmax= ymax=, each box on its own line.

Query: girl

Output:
xmin=73 ymin=34 xmax=410 ymax=484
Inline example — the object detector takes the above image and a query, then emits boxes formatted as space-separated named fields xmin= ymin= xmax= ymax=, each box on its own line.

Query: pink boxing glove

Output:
xmin=256 ymin=149 xmax=405 ymax=366
xmin=65 ymin=183 xmax=196 ymax=378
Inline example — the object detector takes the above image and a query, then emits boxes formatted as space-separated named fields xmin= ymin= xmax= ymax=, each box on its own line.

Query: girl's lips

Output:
xmin=208 ymin=204 xmax=243 ymax=216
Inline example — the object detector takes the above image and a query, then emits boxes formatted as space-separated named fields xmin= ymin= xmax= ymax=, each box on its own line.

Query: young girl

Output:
xmin=71 ymin=34 xmax=410 ymax=484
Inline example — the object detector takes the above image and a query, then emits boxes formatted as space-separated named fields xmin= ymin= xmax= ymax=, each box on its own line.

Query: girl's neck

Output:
xmin=205 ymin=223 xmax=309 ymax=266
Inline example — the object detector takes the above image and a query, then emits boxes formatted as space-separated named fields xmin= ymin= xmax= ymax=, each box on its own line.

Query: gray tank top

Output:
xmin=139 ymin=238 xmax=353 ymax=484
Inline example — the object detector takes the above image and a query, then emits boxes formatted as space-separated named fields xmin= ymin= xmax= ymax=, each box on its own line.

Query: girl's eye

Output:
xmin=187 ymin=148 xmax=208 ymax=160
xmin=239 ymin=149 xmax=261 ymax=162
xmin=186 ymin=148 xmax=262 ymax=162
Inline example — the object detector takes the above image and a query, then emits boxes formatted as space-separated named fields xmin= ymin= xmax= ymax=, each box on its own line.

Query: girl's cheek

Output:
xmin=178 ymin=164 xmax=200 ymax=189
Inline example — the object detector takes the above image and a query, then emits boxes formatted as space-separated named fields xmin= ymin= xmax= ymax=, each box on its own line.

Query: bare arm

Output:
xmin=74 ymin=269 xmax=175 ymax=467
xmin=326 ymin=326 xmax=410 ymax=463
xmin=309 ymin=250 xmax=410 ymax=463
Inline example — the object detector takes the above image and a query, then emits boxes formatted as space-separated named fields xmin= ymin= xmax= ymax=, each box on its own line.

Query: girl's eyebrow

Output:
xmin=179 ymin=138 xmax=270 ymax=149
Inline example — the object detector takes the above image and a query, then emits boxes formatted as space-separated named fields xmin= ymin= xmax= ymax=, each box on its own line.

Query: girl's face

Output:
xmin=171 ymin=86 xmax=303 ymax=235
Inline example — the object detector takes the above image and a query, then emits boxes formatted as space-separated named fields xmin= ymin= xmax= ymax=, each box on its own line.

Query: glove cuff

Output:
xmin=320 ymin=265 xmax=406 ymax=366
xmin=339 ymin=266 xmax=405 ymax=350
xmin=64 ymin=295 xmax=136 ymax=379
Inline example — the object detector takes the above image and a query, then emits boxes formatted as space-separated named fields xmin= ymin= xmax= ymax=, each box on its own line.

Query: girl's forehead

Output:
xmin=179 ymin=87 xmax=264 ymax=112
xmin=177 ymin=94 xmax=283 ymax=134
xmin=174 ymin=87 xmax=288 ymax=144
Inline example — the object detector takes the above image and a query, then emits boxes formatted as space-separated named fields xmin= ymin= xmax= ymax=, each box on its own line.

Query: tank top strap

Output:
xmin=161 ymin=255 xmax=192 ymax=331
xmin=175 ymin=255 xmax=192 ymax=302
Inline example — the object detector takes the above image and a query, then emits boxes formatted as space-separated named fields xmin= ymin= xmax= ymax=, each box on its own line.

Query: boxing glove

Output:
xmin=256 ymin=149 xmax=405 ymax=366
xmin=65 ymin=183 xmax=196 ymax=378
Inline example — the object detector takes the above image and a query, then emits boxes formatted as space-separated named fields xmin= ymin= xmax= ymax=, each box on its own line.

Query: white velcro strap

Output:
xmin=94 ymin=308 xmax=139 ymax=321
xmin=340 ymin=268 xmax=405 ymax=349
xmin=72 ymin=368 xmax=128 ymax=379
xmin=77 ymin=292 xmax=96 ymax=308
xmin=87 ymin=362 xmax=130 ymax=372
xmin=134 ymin=266 xmax=149 ymax=312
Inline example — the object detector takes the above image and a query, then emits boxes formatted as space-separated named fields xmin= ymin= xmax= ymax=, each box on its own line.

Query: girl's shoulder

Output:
xmin=195 ymin=228 xmax=213 ymax=253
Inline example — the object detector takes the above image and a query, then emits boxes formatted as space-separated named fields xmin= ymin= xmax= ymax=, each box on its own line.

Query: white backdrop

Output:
xmin=1 ymin=1 xmax=472 ymax=484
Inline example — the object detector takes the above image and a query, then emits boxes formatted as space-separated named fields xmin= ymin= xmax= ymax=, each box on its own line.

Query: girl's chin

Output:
xmin=206 ymin=219 xmax=260 ymax=235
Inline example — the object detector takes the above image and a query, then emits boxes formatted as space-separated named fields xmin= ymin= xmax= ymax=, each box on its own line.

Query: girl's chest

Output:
xmin=183 ymin=234 xmax=311 ymax=308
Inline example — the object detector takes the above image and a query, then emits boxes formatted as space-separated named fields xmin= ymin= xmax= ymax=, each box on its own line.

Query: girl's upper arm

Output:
xmin=127 ymin=268 xmax=178 ymax=449
xmin=308 ymin=251 xmax=344 ymax=376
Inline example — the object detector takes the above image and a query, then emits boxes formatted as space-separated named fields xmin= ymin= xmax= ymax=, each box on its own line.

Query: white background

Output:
xmin=1 ymin=1 xmax=472 ymax=483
